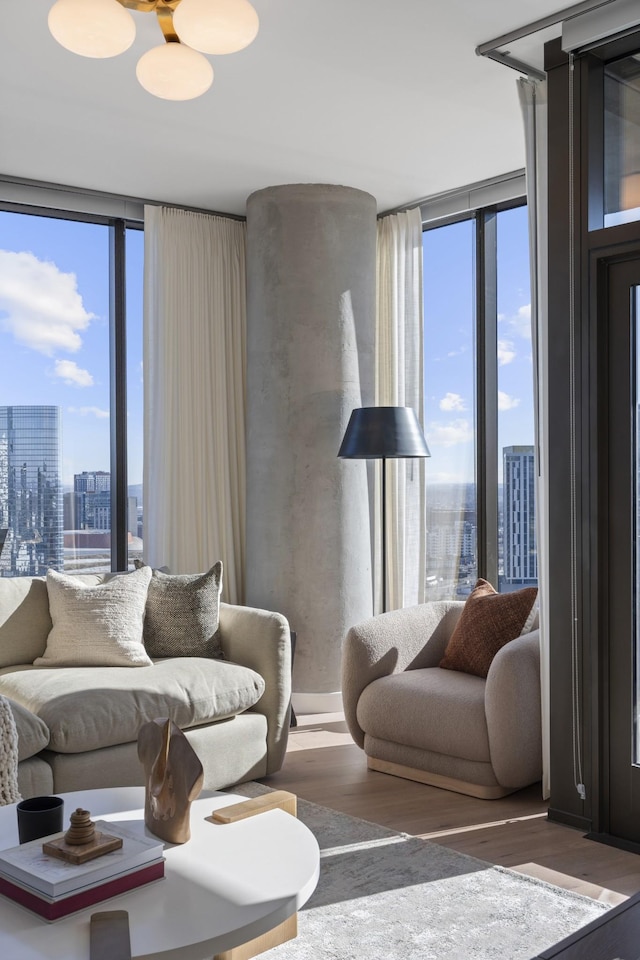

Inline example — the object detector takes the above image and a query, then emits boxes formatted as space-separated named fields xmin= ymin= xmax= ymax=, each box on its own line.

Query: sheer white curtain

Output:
xmin=519 ymin=78 xmax=550 ymax=799
xmin=376 ymin=207 xmax=426 ymax=612
xmin=143 ymin=205 xmax=247 ymax=604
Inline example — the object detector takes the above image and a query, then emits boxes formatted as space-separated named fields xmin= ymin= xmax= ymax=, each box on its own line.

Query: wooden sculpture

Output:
xmin=137 ymin=718 xmax=204 ymax=844
xmin=65 ymin=808 xmax=98 ymax=845
xmin=43 ymin=808 xmax=123 ymax=863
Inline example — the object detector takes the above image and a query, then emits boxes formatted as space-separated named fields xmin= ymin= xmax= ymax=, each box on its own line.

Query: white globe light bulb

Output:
xmin=173 ymin=0 xmax=259 ymax=56
xmin=136 ymin=43 xmax=214 ymax=101
xmin=48 ymin=0 xmax=136 ymax=59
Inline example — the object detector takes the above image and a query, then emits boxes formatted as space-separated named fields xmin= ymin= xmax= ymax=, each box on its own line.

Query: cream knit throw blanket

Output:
xmin=0 ymin=696 xmax=20 ymax=805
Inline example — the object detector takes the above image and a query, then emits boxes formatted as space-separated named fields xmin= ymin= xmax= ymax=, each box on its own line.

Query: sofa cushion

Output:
xmin=142 ymin=562 xmax=224 ymax=659
xmin=5 ymin=697 xmax=50 ymax=761
xmin=0 ymin=658 xmax=265 ymax=753
xmin=438 ymin=578 xmax=538 ymax=678
xmin=0 ymin=573 xmax=124 ymax=669
xmin=17 ymin=756 xmax=54 ymax=799
xmin=0 ymin=577 xmax=51 ymax=667
xmin=357 ymin=667 xmax=490 ymax=763
xmin=34 ymin=567 xmax=153 ymax=668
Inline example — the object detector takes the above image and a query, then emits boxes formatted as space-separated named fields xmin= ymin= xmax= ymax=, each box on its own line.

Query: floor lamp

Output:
xmin=338 ymin=406 xmax=430 ymax=613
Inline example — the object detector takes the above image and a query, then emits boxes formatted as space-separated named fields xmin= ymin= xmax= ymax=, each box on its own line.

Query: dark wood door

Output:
xmin=604 ymin=255 xmax=640 ymax=844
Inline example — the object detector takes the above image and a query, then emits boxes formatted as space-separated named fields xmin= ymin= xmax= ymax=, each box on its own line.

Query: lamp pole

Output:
xmin=381 ymin=456 xmax=387 ymax=614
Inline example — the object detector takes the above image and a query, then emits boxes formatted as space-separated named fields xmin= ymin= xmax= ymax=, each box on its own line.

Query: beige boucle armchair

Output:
xmin=341 ymin=600 xmax=542 ymax=799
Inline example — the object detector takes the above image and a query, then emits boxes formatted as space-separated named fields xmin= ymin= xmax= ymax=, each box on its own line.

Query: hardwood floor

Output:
xmin=261 ymin=713 xmax=640 ymax=905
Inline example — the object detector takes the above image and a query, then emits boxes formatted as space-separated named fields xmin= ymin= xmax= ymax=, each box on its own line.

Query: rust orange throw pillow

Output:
xmin=439 ymin=579 xmax=538 ymax=678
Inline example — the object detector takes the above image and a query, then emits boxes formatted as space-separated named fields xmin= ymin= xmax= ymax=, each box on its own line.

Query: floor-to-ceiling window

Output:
xmin=0 ymin=207 xmax=142 ymax=576
xmin=496 ymin=205 xmax=536 ymax=590
xmin=423 ymin=219 xmax=477 ymax=598
xmin=423 ymin=200 xmax=536 ymax=599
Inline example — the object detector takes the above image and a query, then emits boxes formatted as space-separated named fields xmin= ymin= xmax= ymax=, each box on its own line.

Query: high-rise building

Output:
xmin=70 ymin=471 xmax=110 ymax=529
xmin=74 ymin=470 xmax=110 ymax=494
xmin=503 ymin=445 xmax=537 ymax=585
xmin=0 ymin=406 xmax=63 ymax=576
xmin=92 ymin=489 xmax=111 ymax=530
xmin=67 ymin=471 xmax=138 ymax=538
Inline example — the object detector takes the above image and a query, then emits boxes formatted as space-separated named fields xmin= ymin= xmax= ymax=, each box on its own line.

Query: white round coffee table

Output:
xmin=0 ymin=787 xmax=320 ymax=960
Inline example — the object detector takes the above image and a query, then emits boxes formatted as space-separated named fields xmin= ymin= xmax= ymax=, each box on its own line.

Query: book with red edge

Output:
xmin=0 ymin=820 xmax=163 ymax=897
xmin=0 ymin=858 xmax=164 ymax=921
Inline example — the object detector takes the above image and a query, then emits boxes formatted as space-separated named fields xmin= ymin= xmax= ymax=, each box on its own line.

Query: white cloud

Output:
xmin=512 ymin=303 xmax=532 ymax=339
xmin=439 ymin=392 xmax=466 ymax=412
xmin=426 ymin=419 xmax=474 ymax=447
xmin=497 ymin=339 xmax=516 ymax=366
xmin=54 ymin=359 xmax=94 ymax=387
xmin=498 ymin=391 xmax=521 ymax=411
xmin=0 ymin=250 xmax=94 ymax=355
xmin=500 ymin=303 xmax=532 ymax=341
xmin=68 ymin=406 xmax=109 ymax=419
xmin=446 ymin=345 xmax=467 ymax=358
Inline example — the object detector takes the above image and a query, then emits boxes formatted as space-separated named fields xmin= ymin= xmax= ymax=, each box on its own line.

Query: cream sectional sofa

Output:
xmin=0 ymin=574 xmax=291 ymax=800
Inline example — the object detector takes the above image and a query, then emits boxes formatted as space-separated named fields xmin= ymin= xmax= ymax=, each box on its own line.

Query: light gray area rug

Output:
xmin=230 ymin=783 xmax=610 ymax=960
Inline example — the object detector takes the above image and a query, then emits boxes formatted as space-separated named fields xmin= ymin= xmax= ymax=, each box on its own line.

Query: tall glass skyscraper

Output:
xmin=0 ymin=406 xmax=63 ymax=576
xmin=503 ymin=445 xmax=537 ymax=585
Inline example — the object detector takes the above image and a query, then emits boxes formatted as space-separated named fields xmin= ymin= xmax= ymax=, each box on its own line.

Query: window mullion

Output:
xmin=476 ymin=210 xmax=499 ymax=585
xmin=109 ymin=220 xmax=128 ymax=572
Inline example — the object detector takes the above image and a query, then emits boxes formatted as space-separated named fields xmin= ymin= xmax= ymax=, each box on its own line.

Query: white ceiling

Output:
xmin=1 ymin=1 xmax=567 ymax=216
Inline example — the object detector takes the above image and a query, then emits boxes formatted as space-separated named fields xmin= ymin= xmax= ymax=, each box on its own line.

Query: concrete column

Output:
xmin=246 ymin=184 xmax=376 ymax=708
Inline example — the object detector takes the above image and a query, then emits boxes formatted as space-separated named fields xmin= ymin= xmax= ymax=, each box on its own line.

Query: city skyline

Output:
xmin=0 ymin=403 xmax=536 ymax=593
xmin=1 ymin=204 xmax=537 ymax=590
xmin=0 ymin=211 xmax=144 ymax=488
xmin=0 ymin=405 xmax=63 ymax=575
xmin=1 ymin=208 xmax=531 ymax=490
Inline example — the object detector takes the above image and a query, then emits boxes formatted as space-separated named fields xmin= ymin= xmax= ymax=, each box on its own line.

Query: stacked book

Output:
xmin=0 ymin=820 xmax=164 ymax=921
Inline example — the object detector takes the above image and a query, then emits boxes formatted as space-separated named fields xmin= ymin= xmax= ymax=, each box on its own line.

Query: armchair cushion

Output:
xmin=439 ymin=579 xmax=537 ymax=678
xmin=357 ymin=667 xmax=490 ymax=762
xmin=341 ymin=601 xmax=462 ymax=750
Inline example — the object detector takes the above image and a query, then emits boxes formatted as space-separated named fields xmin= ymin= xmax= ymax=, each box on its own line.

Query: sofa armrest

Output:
xmin=341 ymin=601 xmax=463 ymax=749
xmin=218 ymin=602 xmax=291 ymax=775
xmin=485 ymin=629 xmax=542 ymax=788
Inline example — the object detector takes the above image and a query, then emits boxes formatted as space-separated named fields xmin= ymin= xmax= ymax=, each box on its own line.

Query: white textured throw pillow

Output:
xmin=35 ymin=567 xmax=153 ymax=668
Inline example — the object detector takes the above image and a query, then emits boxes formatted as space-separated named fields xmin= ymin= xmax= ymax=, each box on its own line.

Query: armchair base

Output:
xmin=367 ymin=757 xmax=517 ymax=800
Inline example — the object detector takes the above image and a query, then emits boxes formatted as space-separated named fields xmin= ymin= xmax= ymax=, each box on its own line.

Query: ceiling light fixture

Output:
xmin=47 ymin=0 xmax=259 ymax=101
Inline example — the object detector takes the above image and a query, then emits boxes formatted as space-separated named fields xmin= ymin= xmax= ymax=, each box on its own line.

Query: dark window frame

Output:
xmin=546 ymin=28 xmax=640 ymax=839
xmin=0 ymin=201 xmax=142 ymax=573
xmin=422 ymin=196 xmax=528 ymax=589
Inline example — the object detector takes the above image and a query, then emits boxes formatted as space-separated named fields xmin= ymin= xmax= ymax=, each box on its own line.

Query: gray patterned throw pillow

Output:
xmin=142 ymin=562 xmax=224 ymax=659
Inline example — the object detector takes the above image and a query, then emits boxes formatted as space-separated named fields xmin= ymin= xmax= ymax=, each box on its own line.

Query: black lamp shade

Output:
xmin=337 ymin=406 xmax=430 ymax=459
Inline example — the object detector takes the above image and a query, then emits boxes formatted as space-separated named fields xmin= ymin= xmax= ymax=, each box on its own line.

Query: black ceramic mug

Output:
xmin=16 ymin=796 xmax=64 ymax=844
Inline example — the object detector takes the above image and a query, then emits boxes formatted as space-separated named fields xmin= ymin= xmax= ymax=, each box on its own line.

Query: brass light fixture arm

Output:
xmin=116 ymin=0 xmax=181 ymax=44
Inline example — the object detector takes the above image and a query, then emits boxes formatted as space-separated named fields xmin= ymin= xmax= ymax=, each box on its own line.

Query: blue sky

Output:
xmin=0 ymin=211 xmax=144 ymax=487
xmin=423 ymin=204 xmax=533 ymax=485
xmin=0 ymin=205 xmax=532 ymax=490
